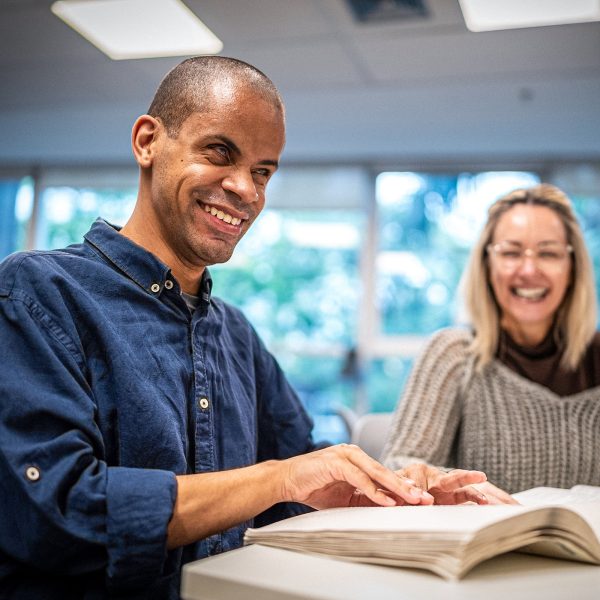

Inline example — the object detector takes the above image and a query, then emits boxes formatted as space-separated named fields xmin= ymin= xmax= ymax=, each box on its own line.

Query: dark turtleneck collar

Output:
xmin=496 ymin=327 xmax=600 ymax=396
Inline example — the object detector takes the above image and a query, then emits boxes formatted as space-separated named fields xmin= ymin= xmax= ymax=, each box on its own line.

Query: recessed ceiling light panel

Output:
xmin=459 ymin=0 xmax=600 ymax=32
xmin=51 ymin=0 xmax=223 ymax=60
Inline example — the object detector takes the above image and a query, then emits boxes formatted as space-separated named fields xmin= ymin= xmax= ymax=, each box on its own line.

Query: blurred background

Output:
xmin=2 ymin=0 xmax=599 ymax=441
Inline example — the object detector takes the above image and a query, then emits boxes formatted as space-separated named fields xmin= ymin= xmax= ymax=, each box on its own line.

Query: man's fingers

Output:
xmin=339 ymin=445 xmax=433 ymax=506
xmin=340 ymin=463 xmax=398 ymax=506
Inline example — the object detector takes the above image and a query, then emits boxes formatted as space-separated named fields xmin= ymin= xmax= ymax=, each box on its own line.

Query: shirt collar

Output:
xmin=83 ymin=218 xmax=213 ymax=302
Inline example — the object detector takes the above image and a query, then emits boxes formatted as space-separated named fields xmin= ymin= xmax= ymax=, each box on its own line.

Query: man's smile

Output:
xmin=201 ymin=202 xmax=245 ymax=226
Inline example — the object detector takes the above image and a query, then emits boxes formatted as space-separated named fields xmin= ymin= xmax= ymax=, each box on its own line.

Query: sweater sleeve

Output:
xmin=380 ymin=328 xmax=472 ymax=471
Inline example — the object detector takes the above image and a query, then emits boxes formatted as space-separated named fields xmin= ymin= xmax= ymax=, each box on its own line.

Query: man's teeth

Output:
xmin=204 ymin=204 xmax=241 ymax=226
xmin=514 ymin=287 xmax=547 ymax=300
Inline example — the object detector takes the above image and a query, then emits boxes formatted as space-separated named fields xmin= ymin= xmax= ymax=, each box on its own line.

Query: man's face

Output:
xmin=147 ymin=86 xmax=285 ymax=271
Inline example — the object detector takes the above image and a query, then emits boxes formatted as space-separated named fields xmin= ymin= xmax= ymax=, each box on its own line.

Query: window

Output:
xmin=211 ymin=209 xmax=363 ymax=348
xmin=0 ymin=176 xmax=34 ymax=260
xmin=211 ymin=168 xmax=369 ymax=442
xmin=35 ymin=186 xmax=136 ymax=250
xmin=4 ymin=164 xmax=599 ymax=443
xmin=23 ymin=168 xmax=138 ymax=251
xmin=364 ymin=171 xmax=540 ymax=415
xmin=373 ymin=171 xmax=540 ymax=337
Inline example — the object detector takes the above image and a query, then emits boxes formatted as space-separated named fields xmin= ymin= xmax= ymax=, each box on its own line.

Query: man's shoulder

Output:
xmin=0 ymin=245 xmax=88 ymax=297
xmin=208 ymin=296 xmax=267 ymax=345
xmin=209 ymin=295 xmax=250 ymax=323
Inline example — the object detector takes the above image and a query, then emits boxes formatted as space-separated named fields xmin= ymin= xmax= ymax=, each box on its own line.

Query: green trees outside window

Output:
xmin=4 ymin=165 xmax=598 ymax=443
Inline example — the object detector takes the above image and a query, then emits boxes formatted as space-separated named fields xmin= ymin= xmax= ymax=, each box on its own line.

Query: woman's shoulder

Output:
xmin=419 ymin=327 xmax=474 ymax=364
xmin=427 ymin=326 xmax=473 ymax=349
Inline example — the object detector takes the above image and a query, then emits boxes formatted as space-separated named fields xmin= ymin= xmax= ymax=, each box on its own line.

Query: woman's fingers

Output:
xmin=471 ymin=482 xmax=520 ymax=505
xmin=434 ymin=469 xmax=487 ymax=491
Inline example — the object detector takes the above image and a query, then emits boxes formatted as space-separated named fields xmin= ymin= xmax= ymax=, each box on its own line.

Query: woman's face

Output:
xmin=487 ymin=204 xmax=572 ymax=345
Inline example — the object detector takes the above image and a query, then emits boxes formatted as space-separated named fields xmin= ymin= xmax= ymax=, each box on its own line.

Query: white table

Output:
xmin=181 ymin=544 xmax=600 ymax=600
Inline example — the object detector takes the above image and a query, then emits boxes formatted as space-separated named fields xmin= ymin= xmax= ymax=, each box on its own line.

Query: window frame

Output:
xmin=11 ymin=160 xmax=600 ymax=424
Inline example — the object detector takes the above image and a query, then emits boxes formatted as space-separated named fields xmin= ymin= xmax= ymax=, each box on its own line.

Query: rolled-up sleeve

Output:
xmin=106 ymin=467 xmax=176 ymax=589
xmin=0 ymin=287 xmax=177 ymax=589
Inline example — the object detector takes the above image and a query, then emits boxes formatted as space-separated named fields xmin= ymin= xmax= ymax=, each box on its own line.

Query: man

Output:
xmin=0 ymin=57 xmax=487 ymax=598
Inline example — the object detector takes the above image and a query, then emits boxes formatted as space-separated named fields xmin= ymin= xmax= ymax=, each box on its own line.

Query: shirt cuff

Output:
xmin=105 ymin=467 xmax=177 ymax=590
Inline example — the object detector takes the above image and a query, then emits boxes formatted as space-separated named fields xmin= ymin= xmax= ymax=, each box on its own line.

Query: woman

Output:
xmin=381 ymin=184 xmax=600 ymax=498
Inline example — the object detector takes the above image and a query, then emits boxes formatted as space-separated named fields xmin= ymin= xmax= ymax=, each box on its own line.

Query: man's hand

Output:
xmin=396 ymin=463 xmax=490 ymax=505
xmin=279 ymin=444 xmax=434 ymax=510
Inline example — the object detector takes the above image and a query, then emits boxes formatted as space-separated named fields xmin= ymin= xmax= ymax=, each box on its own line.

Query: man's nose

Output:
xmin=222 ymin=168 xmax=259 ymax=204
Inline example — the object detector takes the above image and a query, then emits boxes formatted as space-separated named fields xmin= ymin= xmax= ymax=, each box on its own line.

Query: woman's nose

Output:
xmin=517 ymin=252 xmax=539 ymax=274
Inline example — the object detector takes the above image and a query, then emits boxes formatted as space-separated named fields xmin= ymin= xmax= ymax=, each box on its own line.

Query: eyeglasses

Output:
xmin=487 ymin=241 xmax=573 ymax=272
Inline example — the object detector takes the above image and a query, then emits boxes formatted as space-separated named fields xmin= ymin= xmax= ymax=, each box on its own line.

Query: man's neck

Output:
xmin=120 ymin=216 xmax=204 ymax=295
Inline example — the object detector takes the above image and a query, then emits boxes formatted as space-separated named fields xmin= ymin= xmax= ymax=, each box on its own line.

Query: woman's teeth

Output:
xmin=513 ymin=287 xmax=547 ymax=300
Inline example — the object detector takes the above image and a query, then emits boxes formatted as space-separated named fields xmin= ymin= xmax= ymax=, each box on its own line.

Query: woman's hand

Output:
xmin=469 ymin=481 xmax=519 ymax=504
xmin=396 ymin=463 xmax=490 ymax=505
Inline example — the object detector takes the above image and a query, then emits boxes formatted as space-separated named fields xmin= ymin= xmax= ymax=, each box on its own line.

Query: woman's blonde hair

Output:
xmin=460 ymin=183 xmax=597 ymax=370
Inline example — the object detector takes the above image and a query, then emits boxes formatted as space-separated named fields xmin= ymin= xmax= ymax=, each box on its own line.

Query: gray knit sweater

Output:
xmin=380 ymin=328 xmax=600 ymax=493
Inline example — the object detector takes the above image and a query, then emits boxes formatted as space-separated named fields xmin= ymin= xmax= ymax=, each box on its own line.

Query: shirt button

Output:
xmin=198 ymin=397 xmax=210 ymax=410
xmin=25 ymin=466 xmax=41 ymax=481
xmin=150 ymin=283 xmax=160 ymax=293
xmin=164 ymin=279 xmax=174 ymax=290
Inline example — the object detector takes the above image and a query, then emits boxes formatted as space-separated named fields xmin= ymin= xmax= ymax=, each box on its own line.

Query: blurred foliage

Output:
xmin=375 ymin=172 xmax=540 ymax=335
xmin=573 ymin=195 xmax=600 ymax=290
xmin=4 ymin=169 xmax=600 ymax=442
xmin=38 ymin=187 xmax=136 ymax=249
xmin=365 ymin=357 xmax=414 ymax=414
xmin=211 ymin=210 xmax=362 ymax=348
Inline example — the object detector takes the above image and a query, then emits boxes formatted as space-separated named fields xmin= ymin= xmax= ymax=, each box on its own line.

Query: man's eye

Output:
xmin=252 ymin=169 xmax=271 ymax=184
xmin=208 ymin=145 xmax=230 ymax=162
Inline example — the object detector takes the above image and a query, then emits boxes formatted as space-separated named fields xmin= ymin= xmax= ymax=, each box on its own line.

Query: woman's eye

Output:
xmin=540 ymin=251 xmax=560 ymax=260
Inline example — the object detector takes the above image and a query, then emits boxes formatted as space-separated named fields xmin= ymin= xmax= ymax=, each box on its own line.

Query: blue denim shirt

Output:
xmin=0 ymin=219 xmax=316 ymax=599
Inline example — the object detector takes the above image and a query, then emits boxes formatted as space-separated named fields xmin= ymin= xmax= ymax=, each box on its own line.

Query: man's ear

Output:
xmin=131 ymin=115 xmax=161 ymax=168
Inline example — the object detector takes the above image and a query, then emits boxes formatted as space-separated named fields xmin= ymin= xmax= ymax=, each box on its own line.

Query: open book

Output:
xmin=244 ymin=485 xmax=600 ymax=580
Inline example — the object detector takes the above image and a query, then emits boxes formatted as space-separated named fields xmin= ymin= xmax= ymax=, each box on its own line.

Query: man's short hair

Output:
xmin=147 ymin=56 xmax=284 ymax=137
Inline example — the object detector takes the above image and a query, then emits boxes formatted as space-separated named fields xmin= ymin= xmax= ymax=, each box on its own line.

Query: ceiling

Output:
xmin=1 ymin=0 xmax=599 ymax=169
